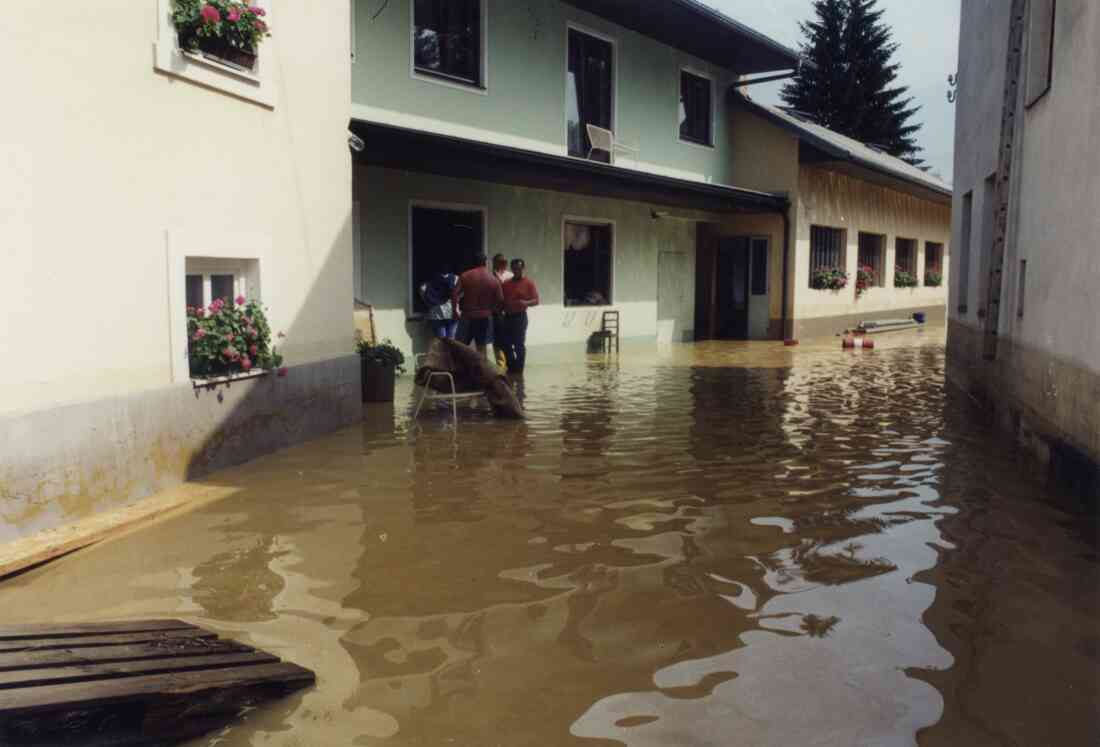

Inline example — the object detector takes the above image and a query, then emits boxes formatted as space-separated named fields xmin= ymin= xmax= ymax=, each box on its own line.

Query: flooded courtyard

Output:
xmin=3 ymin=330 xmax=1097 ymax=746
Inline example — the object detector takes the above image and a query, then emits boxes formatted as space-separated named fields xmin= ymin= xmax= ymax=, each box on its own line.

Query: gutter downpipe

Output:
xmin=781 ymin=204 xmax=791 ymax=340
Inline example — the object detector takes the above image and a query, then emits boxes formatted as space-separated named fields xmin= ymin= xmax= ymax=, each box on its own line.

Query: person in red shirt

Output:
xmin=452 ymin=252 xmax=503 ymax=357
xmin=498 ymin=258 xmax=540 ymax=373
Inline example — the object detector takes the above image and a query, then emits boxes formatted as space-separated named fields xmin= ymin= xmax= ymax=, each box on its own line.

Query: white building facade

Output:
xmin=1 ymin=2 xmax=360 ymax=542
xmin=949 ymin=0 xmax=1100 ymax=505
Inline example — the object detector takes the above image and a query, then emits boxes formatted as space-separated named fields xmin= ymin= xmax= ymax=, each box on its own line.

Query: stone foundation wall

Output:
xmin=947 ymin=321 xmax=1100 ymax=512
xmin=0 ymin=355 xmax=362 ymax=544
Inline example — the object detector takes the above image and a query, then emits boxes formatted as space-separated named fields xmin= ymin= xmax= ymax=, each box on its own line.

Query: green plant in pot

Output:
xmin=172 ymin=0 xmax=271 ymax=72
xmin=358 ymin=338 xmax=406 ymax=403
xmin=925 ymin=270 xmax=943 ymax=287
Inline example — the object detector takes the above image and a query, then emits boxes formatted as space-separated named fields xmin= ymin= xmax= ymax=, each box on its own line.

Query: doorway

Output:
xmin=716 ymin=237 xmax=750 ymax=339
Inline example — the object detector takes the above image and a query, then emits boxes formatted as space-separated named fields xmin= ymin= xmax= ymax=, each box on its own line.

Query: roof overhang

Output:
xmin=731 ymin=94 xmax=952 ymax=205
xmin=561 ymin=0 xmax=802 ymax=75
xmin=350 ymin=119 xmax=789 ymax=215
xmin=798 ymin=145 xmax=952 ymax=205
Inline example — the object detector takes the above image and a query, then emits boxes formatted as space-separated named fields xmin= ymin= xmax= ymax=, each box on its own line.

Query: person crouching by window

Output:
xmin=453 ymin=252 xmax=503 ymax=358
xmin=492 ymin=254 xmax=513 ymax=369
xmin=499 ymin=258 xmax=540 ymax=374
xmin=419 ymin=270 xmax=459 ymax=339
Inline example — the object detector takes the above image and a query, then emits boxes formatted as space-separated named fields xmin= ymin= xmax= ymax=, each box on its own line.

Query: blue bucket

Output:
xmin=913 ymin=312 xmax=927 ymax=324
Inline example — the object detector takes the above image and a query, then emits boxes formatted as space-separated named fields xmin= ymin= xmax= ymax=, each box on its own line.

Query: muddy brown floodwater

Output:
xmin=3 ymin=328 xmax=1098 ymax=746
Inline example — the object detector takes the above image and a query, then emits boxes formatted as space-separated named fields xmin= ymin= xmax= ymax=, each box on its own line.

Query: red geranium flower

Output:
xmin=200 ymin=4 xmax=221 ymax=24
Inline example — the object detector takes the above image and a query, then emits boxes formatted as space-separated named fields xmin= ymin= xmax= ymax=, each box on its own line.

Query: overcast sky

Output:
xmin=703 ymin=0 xmax=960 ymax=182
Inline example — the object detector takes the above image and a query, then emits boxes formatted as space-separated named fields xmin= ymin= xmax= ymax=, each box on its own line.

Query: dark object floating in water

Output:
xmin=0 ymin=619 xmax=314 ymax=746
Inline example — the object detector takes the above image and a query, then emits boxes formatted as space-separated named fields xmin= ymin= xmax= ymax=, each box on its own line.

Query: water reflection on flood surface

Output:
xmin=3 ymin=329 xmax=1098 ymax=746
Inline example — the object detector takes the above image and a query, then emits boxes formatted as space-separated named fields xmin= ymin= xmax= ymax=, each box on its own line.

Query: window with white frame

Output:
xmin=185 ymin=258 xmax=252 ymax=312
xmin=154 ymin=0 xmax=275 ymax=108
xmin=679 ymin=70 xmax=713 ymax=146
xmin=410 ymin=205 xmax=485 ymax=314
xmin=564 ymin=221 xmax=613 ymax=306
xmin=567 ymin=28 xmax=614 ymax=161
xmin=413 ymin=0 xmax=484 ymax=88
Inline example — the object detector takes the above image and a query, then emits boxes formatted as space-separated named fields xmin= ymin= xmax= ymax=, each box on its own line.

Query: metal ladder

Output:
xmin=983 ymin=0 xmax=1029 ymax=361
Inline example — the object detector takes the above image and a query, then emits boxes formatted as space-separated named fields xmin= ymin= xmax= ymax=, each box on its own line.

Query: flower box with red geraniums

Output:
xmin=856 ymin=265 xmax=875 ymax=297
xmin=811 ymin=267 xmax=849 ymax=292
xmin=187 ymin=296 xmax=287 ymax=382
xmin=172 ymin=0 xmax=270 ymax=72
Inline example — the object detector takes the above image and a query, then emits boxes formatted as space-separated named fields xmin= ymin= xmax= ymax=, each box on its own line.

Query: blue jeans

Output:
xmin=429 ymin=319 xmax=458 ymax=339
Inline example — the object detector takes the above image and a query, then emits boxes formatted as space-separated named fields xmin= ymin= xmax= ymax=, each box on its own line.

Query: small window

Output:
xmin=750 ymin=238 xmax=768 ymax=295
xmin=564 ymin=222 xmax=613 ymax=307
xmin=924 ymin=242 xmax=944 ymax=286
xmin=185 ymin=260 xmax=249 ymax=312
xmin=857 ymin=232 xmax=886 ymax=287
xmin=679 ymin=70 xmax=712 ymax=146
xmin=809 ymin=226 xmax=845 ymax=287
xmin=185 ymin=275 xmax=204 ymax=309
xmin=895 ymin=238 xmax=917 ymax=275
xmin=411 ymin=205 xmax=484 ymax=314
xmin=1026 ymin=0 xmax=1056 ymax=106
xmin=413 ymin=0 xmax=482 ymax=87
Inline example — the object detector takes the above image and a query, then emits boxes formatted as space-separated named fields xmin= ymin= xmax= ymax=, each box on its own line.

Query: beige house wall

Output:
xmin=0 ymin=3 xmax=359 ymax=542
xmin=792 ymin=168 xmax=951 ymax=338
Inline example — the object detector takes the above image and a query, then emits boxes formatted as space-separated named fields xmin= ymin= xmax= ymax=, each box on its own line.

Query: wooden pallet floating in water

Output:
xmin=0 ymin=619 xmax=315 ymax=746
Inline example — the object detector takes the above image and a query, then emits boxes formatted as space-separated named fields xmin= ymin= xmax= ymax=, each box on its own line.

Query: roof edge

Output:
xmin=349 ymin=118 xmax=791 ymax=213
xmin=668 ymin=0 xmax=804 ymax=69
xmin=731 ymin=92 xmax=952 ymax=201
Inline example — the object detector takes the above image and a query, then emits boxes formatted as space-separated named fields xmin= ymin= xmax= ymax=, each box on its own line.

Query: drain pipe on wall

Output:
xmin=780 ymin=204 xmax=792 ymax=343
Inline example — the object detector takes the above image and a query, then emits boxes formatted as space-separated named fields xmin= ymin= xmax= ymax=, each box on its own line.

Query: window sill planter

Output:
xmin=180 ymin=33 xmax=256 ymax=73
xmin=191 ymin=368 xmax=270 ymax=389
xmin=361 ymin=360 xmax=397 ymax=403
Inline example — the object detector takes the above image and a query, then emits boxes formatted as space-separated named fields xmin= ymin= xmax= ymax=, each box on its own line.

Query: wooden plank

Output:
xmin=0 ymin=652 xmax=278 ymax=691
xmin=0 ymin=620 xmax=195 ymax=641
xmin=0 ymin=628 xmax=216 ymax=654
xmin=0 ymin=661 xmax=315 ymax=717
xmin=0 ymin=638 xmax=251 ymax=673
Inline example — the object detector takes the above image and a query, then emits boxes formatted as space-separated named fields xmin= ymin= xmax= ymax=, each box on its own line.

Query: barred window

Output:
xmin=809 ymin=226 xmax=845 ymax=286
xmin=857 ymin=232 xmax=885 ymax=286
xmin=925 ymin=242 xmax=944 ymax=277
xmin=895 ymin=237 xmax=917 ymax=274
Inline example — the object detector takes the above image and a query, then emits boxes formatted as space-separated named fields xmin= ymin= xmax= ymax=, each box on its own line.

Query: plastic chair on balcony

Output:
xmin=586 ymin=125 xmax=639 ymax=165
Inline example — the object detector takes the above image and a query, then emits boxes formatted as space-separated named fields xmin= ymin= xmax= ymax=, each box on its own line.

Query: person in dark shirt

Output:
xmin=452 ymin=252 xmax=503 ymax=357
xmin=499 ymin=258 xmax=540 ymax=373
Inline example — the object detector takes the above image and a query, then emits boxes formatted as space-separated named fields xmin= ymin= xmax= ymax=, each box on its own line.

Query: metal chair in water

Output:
xmin=601 ymin=310 xmax=621 ymax=353
xmin=586 ymin=124 xmax=639 ymax=165
xmin=412 ymin=353 xmax=486 ymax=425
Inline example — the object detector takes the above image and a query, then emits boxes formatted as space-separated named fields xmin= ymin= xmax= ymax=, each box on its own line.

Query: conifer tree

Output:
xmin=780 ymin=0 xmax=924 ymax=165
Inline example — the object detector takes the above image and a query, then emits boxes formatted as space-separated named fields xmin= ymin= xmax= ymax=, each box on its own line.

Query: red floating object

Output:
xmin=842 ymin=336 xmax=875 ymax=350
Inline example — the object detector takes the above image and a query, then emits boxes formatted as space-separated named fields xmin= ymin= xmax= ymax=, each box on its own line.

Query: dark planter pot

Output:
xmin=180 ymin=31 xmax=257 ymax=72
xmin=361 ymin=359 xmax=397 ymax=403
